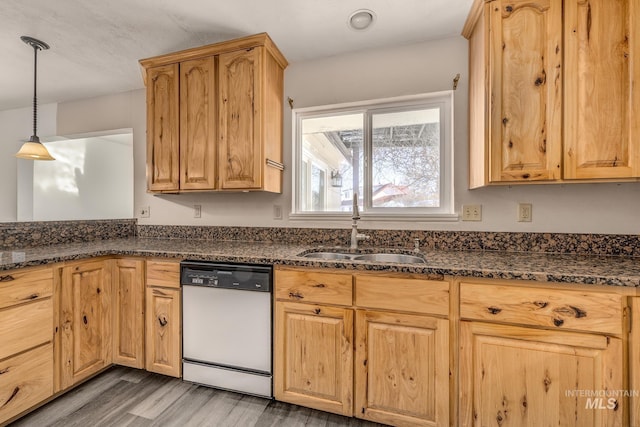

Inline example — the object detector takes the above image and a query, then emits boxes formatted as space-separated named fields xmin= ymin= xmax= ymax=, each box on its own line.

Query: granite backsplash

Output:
xmin=0 ymin=219 xmax=137 ymax=249
xmin=1 ymin=220 xmax=638 ymax=257
xmin=137 ymin=225 xmax=640 ymax=257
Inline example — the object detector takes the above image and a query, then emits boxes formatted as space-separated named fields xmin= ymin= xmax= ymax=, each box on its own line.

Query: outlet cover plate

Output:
xmin=461 ymin=204 xmax=482 ymax=221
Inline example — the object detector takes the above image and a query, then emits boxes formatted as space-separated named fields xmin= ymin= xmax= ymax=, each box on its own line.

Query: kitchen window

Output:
xmin=292 ymin=92 xmax=454 ymax=220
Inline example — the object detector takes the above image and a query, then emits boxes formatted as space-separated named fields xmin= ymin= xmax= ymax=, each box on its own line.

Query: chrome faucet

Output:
xmin=350 ymin=193 xmax=370 ymax=250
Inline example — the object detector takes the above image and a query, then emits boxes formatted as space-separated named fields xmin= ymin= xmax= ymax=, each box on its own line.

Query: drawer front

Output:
xmin=460 ymin=282 xmax=624 ymax=334
xmin=275 ymin=269 xmax=352 ymax=306
xmin=0 ymin=343 xmax=54 ymax=425
xmin=146 ymin=260 xmax=181 ymax=289
xmin=355 ymin=275 xmax=449 ymax=316
xmin=0 ymin=298 xmax=53 ymax=360
xmin=0 ymin=267 xmax=53 ymax=310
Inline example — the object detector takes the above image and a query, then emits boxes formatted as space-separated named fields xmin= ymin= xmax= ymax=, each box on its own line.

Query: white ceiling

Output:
xmin=0 ymin=0 xmax=473 ymax=111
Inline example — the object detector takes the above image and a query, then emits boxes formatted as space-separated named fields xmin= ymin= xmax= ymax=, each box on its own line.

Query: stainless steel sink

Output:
xmin=301 ymin=252 xmax=354 ymax=260
xmin=300 ymin=251 xmax=425 ymax=264
xmin=352 ymin=253 xmax=425 ymax=264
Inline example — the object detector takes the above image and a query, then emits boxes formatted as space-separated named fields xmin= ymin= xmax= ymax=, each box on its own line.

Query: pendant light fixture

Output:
xmin=15 ymin=36 xmax=55 ymax=161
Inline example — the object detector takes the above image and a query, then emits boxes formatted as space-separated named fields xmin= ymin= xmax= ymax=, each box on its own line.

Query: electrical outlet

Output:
xmin=139 ymin=206 xmax=150 ymax=218
xmin=194 ymin=205 xmax=201 ymax=218
xmin=518 ymin=203 xmax=532 ymax=222
xmin=461 ymin=204 xmax=482 ymax=221
xmin=273 ymin=204 xmax=283 ymax=220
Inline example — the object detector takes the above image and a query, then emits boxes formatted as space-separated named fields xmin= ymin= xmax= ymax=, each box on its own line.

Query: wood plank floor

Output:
xmin=10 ymin=367 xmax=387 ymax=427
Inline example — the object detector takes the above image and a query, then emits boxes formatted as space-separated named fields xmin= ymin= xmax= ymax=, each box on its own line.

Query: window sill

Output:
xmin=288 ymin=212 xmax=460 ymax=222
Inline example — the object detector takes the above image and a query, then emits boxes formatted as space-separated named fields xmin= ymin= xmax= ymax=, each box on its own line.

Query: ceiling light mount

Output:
xmin=20 ymin=36 xmax=50 ymax=52
xmin=16 ymin=35 xmax=54 ymax=160
xmin=348 ymin=9 xmax=376 ymax=31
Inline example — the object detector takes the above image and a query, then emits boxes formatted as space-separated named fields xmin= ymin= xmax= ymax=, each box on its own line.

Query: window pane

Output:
xmin=371 ymin=108 xmax=440 ymax=208
xmin=301 ymin=113 xmax=364 ymax=212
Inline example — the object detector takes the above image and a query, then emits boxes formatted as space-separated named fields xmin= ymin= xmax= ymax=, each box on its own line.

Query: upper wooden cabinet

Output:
xmin=564 ymin=0 xmax=640 ymax=179
xmin=140 ymin=33 xmax=288 ymax=193
xmin=180 ymin=57 xmax=217 ymax=190
xmin=146 ymin=64 xmax=180 ymax=191
xmin=464 ymin=0 xmax=640 ymax=187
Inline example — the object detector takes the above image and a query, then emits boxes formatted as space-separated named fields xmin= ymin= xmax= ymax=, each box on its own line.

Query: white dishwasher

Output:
xmin=180 ymin=261 xmax=272 ymax=398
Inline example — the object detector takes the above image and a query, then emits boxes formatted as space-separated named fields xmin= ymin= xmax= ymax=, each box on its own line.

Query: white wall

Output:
xmin=3 ymin=35 xmax=640 ymax=234
xmin=0 ymin=104 xmax=57 ymax=222
xmin=31 ymin=134 xmax=133 ymax=221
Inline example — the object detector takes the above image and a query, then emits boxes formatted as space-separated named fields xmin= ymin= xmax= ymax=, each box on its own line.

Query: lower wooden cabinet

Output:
xmin=459 ymin=321 xmax=624 ymax=426
xmin=355 ymin=310 xmax=449 ymax=426
xmin=112 ymin=258 xmax=145 ymax=368
xmin=274 ymin=301 xmax=354 ymax=415
xmin=59 ymin=260 xmax=113 ymax=390
xmin=145 ymin=286 xmax=181 ymax=377
xmin=145 ymin=260 xmax=181 ymax=378
xmin=0 ymin=343 xmax=53 ymax=424
xmin=0 ymin=265 xmax=54 ymax=425
xmin=274 ymin=267 xmax=451 ymax=426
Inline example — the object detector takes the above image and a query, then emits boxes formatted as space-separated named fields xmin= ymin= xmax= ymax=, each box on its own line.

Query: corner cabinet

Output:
xmin=464 ymin=0 xmax=640 ymax=187
xmin=141 ymin=33 xmax=288 ymax=193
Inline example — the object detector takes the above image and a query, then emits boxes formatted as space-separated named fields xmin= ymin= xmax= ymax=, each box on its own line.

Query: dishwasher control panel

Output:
xmin=180 ymin=261 xmax=271 ymax=292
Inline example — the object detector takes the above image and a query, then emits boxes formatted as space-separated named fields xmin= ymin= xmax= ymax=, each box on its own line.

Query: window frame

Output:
xmin=291 ymin=92 xmax=456 ymax=221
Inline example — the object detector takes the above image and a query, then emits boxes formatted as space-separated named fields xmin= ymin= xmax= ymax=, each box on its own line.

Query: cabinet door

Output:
xmin=147 ymin=63 xmax=180 ymax=191
xmin=112 ymin=259 xmax=145 ymax=368
xmin=355 ymin=310 xmax=449 ymax=427
xmin=0 ymin=344 xmax=53 ymax=425
xmin=274 ymin=301 xmax=353 ymax=416
xmin=218 ymin=47 xmax=263 ymax=190
xmin=180 ymin=57 xmax=217 ymax=190
xmin=489 ymin=0 xmax=562 ymax=183
xmin=60 ymin=260 xmax=112 ymax=390
xmin=564 ymin=0 xmax=640 ymax=179
xmin=145 ymin=286 xmax=181 ymax=377
xmin=459 ymin=321 xmax=624 ymax=426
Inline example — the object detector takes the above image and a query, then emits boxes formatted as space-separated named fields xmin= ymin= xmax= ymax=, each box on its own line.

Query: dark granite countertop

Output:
xmin=1 ymin=237 xmax=640 ymax=288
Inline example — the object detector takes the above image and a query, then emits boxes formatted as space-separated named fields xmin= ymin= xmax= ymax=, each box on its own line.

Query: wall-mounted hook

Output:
xmin=453 ymin=74 xmax=461 ymax=90
xmin=288 ymin=97 xmax=294 ymax=109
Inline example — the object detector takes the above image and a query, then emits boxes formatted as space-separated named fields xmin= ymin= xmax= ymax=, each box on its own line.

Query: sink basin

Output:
xmin=301 ymin=252 xmax=354 ymax=260
xmin=352 ymin=253 xmax=425 ymax=264
xmin=301 ymin=251 xmax=425 ymax=264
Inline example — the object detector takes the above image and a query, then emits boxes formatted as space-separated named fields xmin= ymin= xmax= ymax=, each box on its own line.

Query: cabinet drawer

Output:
xmin=355 ymin=275 xmax=449 ymax=316
xmin=275 ymin=269 xmax=352 ymax=306
xmin=460 ymin=282 xmax=624 ymax=334
xmin=0 ymin=298 xmax=53 ymax=360
xmin=0 ymin=343 xmax=53 ymax=425
xmin=146 ymin=260 xmax=180 ymax=289
xmin=0 ymin=267 xmax=53 ymax=310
